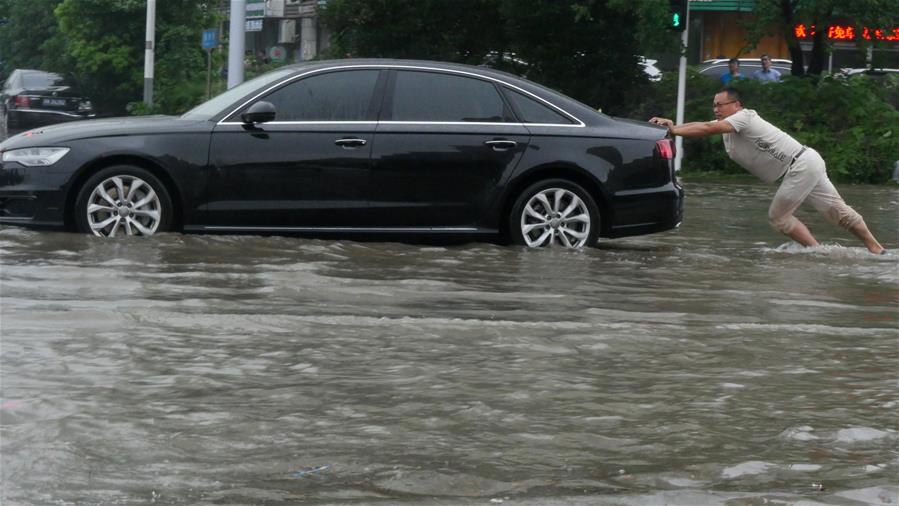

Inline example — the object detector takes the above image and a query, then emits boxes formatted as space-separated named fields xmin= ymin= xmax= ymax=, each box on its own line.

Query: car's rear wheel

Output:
xmin=509 ymin=179 xmax=600 ymax=248
xmin=74 ymin=166 xmax=173 ymax=237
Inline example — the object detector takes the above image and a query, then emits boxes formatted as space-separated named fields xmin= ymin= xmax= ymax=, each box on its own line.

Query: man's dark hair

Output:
xmin=720 ymin=86 xmax=742 ymax=105
xmin=728 ymin=57 xmax=739 ymax=65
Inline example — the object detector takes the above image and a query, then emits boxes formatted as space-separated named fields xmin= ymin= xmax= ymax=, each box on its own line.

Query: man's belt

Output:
xmin=790 ymin=146 xmax=808 ymax=167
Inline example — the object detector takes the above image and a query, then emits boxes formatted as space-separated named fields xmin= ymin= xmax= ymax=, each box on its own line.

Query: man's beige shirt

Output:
xmin=722 ymin=109 xmax=803 ymax=183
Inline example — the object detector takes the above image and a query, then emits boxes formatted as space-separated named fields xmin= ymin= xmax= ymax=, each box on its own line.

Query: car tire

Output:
xmin=509 ymin=179 xmax=600 ymax=248
xmin=74 ymin=165 xmax=173 ymax=237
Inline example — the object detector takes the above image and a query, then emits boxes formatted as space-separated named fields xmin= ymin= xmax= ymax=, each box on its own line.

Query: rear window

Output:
xmin=22 ymin=72 xmax=76 ymax=89
xmin=505 ymin=89 xmax=575 ymax=125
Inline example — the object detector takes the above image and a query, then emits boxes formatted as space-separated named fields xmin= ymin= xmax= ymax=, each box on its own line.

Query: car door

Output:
xmin=368 ymin=69 xmax=530 ymax=228
xmin=205 ymin=68 xmax=384 ymax=229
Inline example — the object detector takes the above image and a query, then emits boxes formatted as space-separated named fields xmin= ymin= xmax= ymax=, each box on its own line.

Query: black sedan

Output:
xmin=0 ymin=59 xmax=682 ymax=248
xmin=2 ymin=69 xmax=95 ymax=134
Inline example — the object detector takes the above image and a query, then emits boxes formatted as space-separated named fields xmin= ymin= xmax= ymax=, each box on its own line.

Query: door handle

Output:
xmin=484 ymin=140 xmax=517 ymax=151
xmin=335 ymin=138 xmax=367 ymax=148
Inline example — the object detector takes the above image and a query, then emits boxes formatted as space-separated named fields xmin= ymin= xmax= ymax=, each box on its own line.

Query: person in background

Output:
xmin=720 ymin=58 xmax=745 ymax=85
xmin=752 ymin=54 xmax=782 ymax=82
xmin=256 ymin=50 xmax=271 ymax=66
xmin=649 ymin=87 xmax=885 ymax=255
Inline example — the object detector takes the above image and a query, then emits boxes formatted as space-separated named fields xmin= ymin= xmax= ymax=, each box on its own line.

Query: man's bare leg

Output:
xmin=848 ymin=221 xmax=885 ymax=254
xmin=785 ymin=219 xmax=819 ymax=248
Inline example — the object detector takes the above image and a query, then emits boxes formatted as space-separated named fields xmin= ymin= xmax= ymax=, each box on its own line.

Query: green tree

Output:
xmin=54 ymin=0 xmax=218 ymax=115
xmin=0 ymin=0 xmax=69 ymax=76
xmin=319 ymin=0 xmax=679 ymax=115
xmin=318 ymin=0 xmax=508 ymax=63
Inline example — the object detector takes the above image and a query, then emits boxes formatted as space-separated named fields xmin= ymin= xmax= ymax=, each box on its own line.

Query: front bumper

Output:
xmin=0 ymin=162 xmax=70 ymax=228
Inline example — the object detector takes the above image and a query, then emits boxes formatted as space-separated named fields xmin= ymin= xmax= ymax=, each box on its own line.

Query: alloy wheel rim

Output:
xmin=520 ymin=188 xmax=591 ymax=247
xmin=86 ymin=175 xmax=161 ymax=237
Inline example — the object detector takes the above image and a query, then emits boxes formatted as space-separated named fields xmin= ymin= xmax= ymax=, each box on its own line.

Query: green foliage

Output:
xmin=0 ymin=0 xmax=69 ymax=76
xmin=2 ymin=0 xmax=680 ymax=117
xmin=629 ymin=72 xmax=899 ymax=184
xmin=318 ymin=0 xmax=506 ymax=64
xmin=318 ymin=0 xmax=680 ymax=116
xmin=0 ymin=0 xmax=224 ymax=114
xmin=498 ymin=1 xmax=648 ymax=115
xmin=53 ymin=0 xmax=219 ymax=115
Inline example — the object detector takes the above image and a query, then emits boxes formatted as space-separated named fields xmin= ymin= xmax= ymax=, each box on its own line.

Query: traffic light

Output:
xmin=669 ymin=0 xmax=687 ymax=31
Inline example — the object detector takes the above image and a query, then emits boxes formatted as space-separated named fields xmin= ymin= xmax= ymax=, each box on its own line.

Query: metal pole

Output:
xmin=143 ymin=0 xmax=156 ymax=107
xmin=206 ymin=50 xmax=213 ymax=99
xmin=674 ymin=4 xmax=690 ymax=172
xmin=228 ymin=0 xmax=246 ymax=89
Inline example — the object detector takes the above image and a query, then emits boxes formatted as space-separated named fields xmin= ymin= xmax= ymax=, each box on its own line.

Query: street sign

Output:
xmin=201 ymin=29 xmax=218 ymax=50
xmin=246 ymin=0 xmax=265 ymax=19
xmin=246 ymin=19 xmax=263 ymax=32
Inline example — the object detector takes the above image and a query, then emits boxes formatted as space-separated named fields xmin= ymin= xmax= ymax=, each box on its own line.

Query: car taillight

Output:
xmin=14 ymin=95 xmax=30 ymax=108
xmin=656 ymin=139 xmax=675 ymax=160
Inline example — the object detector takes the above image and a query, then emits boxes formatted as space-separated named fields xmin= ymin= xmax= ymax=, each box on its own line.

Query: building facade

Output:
xmin=223 ymin=0 xmax=331 ymax=65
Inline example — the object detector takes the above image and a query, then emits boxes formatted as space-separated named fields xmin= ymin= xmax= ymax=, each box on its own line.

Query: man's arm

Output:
xmin=648 ymin=117 xmax=735 ymax=138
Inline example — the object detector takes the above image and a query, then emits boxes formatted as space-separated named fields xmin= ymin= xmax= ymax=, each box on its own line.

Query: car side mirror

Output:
xmin=241 ymin=101 xmax=276 ymax=124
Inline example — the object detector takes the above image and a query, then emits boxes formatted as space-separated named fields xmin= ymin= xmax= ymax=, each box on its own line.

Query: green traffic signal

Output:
xmin=668 ymin=0 xmax=687 ymax=31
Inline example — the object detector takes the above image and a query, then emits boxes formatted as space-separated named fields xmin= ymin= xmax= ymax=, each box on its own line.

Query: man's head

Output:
xmin=760 ymin=54 xmax=772 ymax=71
xmin=728 ymin=58 xmax=740 ymax=74
xmin=713 ymin=87 xmax=743 ymax=120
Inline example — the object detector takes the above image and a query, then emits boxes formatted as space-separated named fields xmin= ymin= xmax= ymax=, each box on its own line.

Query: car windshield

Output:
xmin=181 ymin=67 xmax=296 ymax=120
xmin=23 ymin=72 xmax=76 ymax=89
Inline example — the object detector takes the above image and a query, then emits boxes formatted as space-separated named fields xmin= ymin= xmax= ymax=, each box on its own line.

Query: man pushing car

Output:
xmin=650 ymin=86 xmax=885 ymax=255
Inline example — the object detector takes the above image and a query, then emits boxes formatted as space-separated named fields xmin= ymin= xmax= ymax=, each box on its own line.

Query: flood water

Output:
xmin=1 ymin=181 xmax=897 ymax=505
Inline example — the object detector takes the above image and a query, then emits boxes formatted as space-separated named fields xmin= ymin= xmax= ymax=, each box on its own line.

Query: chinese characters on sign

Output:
xmin=794 ymin=24 xmax=899 ymax=42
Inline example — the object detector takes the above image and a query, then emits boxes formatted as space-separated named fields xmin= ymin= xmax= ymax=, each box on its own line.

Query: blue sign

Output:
xmin=201 ymin=29 xmax=218 ymax=50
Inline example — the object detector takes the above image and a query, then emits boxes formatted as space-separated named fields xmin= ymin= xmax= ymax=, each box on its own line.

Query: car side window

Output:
xmin=391 ymin=71 xmax=511 ymax=123
xmin=504 ymin=89 xmax=575 ymax=125
xmin=248 ymin=69 xmax=380 ymax=122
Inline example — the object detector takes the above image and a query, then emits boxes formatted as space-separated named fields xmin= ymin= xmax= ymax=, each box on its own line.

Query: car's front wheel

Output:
xmin=509 ymin=179 xmax=600 ymax=248
xmin=74 ymin=166 xmax=173 ymax=237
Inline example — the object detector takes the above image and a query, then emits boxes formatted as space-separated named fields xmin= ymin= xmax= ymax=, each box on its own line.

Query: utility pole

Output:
xmin=143 ymin=0 xmax=156 ymax=107
xmin=674 ymin=4 xmax=689 ymax=172
xmin=228 ymin=0 xmax=246 ymax=88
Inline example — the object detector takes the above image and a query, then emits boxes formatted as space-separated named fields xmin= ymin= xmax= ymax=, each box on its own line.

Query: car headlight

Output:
xmin=78 ymin=100 xmax=93 ymax=112
xmin=1 ymin=147 xmax=71 ymax=166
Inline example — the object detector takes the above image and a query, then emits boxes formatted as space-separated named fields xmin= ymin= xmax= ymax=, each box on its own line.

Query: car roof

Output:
xmin=698 ymin=61 xmax=792 ymax=77
xmin=842 ymin=67 xmax=899 ymax=75
xmin=17 ymin=69 xmax=62 ymax=77
xmin=278 ymin=58 xmax=528 ymax=83
xmin=701 ymin=58 xmax=792 ymax=64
